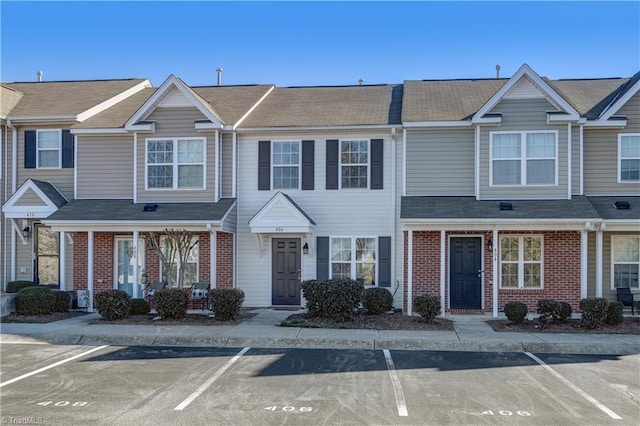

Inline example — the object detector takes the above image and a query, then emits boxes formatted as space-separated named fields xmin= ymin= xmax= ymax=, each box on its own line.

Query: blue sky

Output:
xmin=1 ymin=1 xmax=638 ymax=87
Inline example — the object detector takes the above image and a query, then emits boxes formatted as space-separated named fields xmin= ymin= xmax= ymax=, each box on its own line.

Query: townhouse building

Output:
xmin=1 ymin=64 xmax=638 ymax=315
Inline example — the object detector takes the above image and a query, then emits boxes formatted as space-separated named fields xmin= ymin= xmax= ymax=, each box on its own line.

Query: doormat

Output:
xmin=449 ymin=309 xmax=485 ymax=315
xmin=272 ymin=306 xmax=302 ymax=311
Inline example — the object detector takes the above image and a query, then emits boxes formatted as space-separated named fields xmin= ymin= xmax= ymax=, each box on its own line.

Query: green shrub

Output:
xmin=362 ymin=287 xmax=393 ymax=315
xmin=537 ymin=298 xmax=572 ymax=323
xmin=95 ymin=289 xmax=131 ymax=321
xmin=556 ymin=301 xmax=573 ymax=323
xmin=129 ymin=298 xmax=150 ymax=315
xmin=15 ymin=286 xmax=56 ymax=315
xmin=154 ymin=288 xmax=188 ymax=320
xmin=301 ymin=279 xmax=363 ymax=322
xmin=209 ymin=288 xmax=245 ymax=321
xmin=606 ymin=301 xmax=624 ymax=326
xmin=53 ymin=291 xmax=71 ymax=313
xmin=6 ymin=281 xmax=36 ymax=293
xmin=413 ymin=293 xmax=441 ymax=322
xmin=579 ymin=297 xmax=609 ymax=329
xmin=504 ymin=301 xmax=528 ymax=324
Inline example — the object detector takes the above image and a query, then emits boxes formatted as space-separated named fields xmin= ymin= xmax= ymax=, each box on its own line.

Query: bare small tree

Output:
xmin=145 ymin=229 xmax=199 ymax=289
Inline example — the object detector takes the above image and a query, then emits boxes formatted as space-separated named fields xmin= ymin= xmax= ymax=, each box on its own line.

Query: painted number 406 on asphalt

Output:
xmin=264 ymin=406 xmax=313 ymax=412
xmin=483 ymin=410 xmax=532 ymax=416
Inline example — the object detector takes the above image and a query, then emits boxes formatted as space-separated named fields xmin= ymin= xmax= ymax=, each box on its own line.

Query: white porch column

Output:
xmin=407 ymin=230 xmax=413 ymax=316
xmin=59 ymin=231 xmax=66 ymax=291
xmin=492 ymin=229 xmax=499 ymax=317
xmin=133 ymin=230 xmax=139 ymax=298
xmin=581 ymin=230 xmax=589 ymax=299
xmin=439 ymin=230 xmax=446 ymax=317
xmin=210 ymin=231 xmax=217 ymax=288
xmin=595 ymin=226 xmax=604 ymax=297
xmin=87 ymin=231 xmax=94 ymax=312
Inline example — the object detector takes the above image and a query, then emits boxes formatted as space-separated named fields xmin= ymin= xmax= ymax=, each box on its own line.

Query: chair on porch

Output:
xmin=144 ymin=282 xmax=166 ymax=305
xmin=189 ymin=282 xmax=210 ymax=312
xmin=616 ymin=287 xmax=635 ymax=315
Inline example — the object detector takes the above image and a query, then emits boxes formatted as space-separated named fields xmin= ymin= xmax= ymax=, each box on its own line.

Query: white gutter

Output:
xmin=71 ymin=128 xmax=129 ymax=135
xmin=237 ymin=124 xmax=397 ymax=133
xmin=579 ymin=124 xmax=584 ymax=195
xmin=567 ymin=123 xmax=572 ymax=200
xmin=492 ymin=228 xmax=498 ymax=317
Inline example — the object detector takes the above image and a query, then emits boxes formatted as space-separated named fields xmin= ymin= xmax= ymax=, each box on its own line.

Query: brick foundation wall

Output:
xmin=216 ymin=232 xmax=234 ymax=288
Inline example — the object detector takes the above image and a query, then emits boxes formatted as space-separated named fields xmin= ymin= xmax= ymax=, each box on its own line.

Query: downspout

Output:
xmin=407 ymin=230 xmax=413 ymax=315
xmin=391 ymin=127 xmax=397 ymax=307
xmin=567 ymin=123 xmax=572 ymax=200
xmin=579 ymin=124 xmax=584 ymax=195
xmin=595 ymin=223 xmax=605 ymax=297
xmin=9 ymin=120 xmax=17 ymax=282
xmin=492 ymin=228 xmax=498 ymax=317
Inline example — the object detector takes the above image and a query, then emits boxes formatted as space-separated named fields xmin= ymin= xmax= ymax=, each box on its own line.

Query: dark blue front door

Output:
xmin=449 ymin=237 xmax=482 ymax=309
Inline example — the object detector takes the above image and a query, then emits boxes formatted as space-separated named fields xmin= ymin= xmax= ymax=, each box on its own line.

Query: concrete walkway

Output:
xmin=1 ymin=309 xmax=639 ymax=355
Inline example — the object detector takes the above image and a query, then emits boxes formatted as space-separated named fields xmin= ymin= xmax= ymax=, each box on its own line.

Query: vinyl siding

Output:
xmin=16 ymin=125 xmax=74 ymax=199
xmin=479 ymin=98 xmax=568 ymax=200
xmin=571 ymin=124 xmax=581 ymax=195
xmin=221 ymin=133 xmax=233 ymax=198
xmin=76 ymin=135 xmax=134 ymax=199
xmin=135 ymin=107 xmax=218 ymax=203
xmin=14 ymin=189 xmax=47 ymax=206
xmin=405 ymin=129 xmax=475 ymax=196
xmin=584 ymin=93 xmax=640 ymax=195
xmin=14 ymin=239 xmax=33 ymax=281
xmin=236 ymin=130 xmax=395 ymax=307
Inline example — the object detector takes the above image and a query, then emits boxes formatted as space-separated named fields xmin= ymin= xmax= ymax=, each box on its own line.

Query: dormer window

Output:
xmin=491 ymin=131 xmax=557 ymax=186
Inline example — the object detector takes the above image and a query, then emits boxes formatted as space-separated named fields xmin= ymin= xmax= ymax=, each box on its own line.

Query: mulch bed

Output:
xmin=280 ymin=312 xmax=455 ymax=331
xmin=488 ymin=317 xmax=640 ymax=334
xmin=0 ymin=311 xmax=88 ymax=323
xmin=93 ymin=312 xmax=256 ymax=326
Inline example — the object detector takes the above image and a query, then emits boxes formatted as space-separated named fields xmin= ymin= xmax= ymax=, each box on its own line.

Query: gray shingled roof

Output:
xmin=73 ymin=88 xmax=156 ymax=129
xmin=281 ymin=193 xmax=316 ymax=225
xmin=46 ymin=199 xmax=235 ymax=222
xmin=193 ymin=85 xmax=275 ymax=125
xmin=31 ymin=180 xmax=68 ymax=208
xmin=4 ymin=79 xmax=149 ymax=118
xmin=240 ymin=84 xmax=403 ymax=127
xmin=1 ymin=84 xmax=23 ymax=117
xmin=587 ymin=196 xmax=640 ymax=221
xmin=401 ymin=196 xmax=601 ymax=220
xmin=548 ymin=78 xmax=629 ymax=119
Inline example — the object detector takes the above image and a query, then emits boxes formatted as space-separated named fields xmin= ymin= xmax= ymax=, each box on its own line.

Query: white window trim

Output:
xmin=490 ymin=130 xmax=558 ymax=187
xmin=339 ymin=139 xmax=370 ymax=189
xmin=611 ymin=235 xmax=640 ymax=290
xmin=144 ymin=137 xmax=207 ymax=190
xmin=618 ymin=133 xmax=640 ymax=183
xmin=329 ymin=236 xmax=378 ymax=285
xmin=271 ymin=140 xmax=301 ymax=190
xmin=499 ymin=234 xmax=544 ymax=289
xmin=36 ymin=129 xmax=62 ymax=169
xmin=159 ymin=235 xmax=200 ymax=287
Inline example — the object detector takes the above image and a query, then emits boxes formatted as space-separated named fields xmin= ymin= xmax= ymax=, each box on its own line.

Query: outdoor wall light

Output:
xmin=486 ymin=239 xmax=493 ymax=252
xmin=303 ymin=242 xmax=309 ymax=255
xmin=22 ymin=226 xmax=31 ymax=239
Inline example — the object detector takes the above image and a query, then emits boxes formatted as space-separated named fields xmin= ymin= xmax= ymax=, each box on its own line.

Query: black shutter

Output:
xmin=258 ymin=140 xmax=271 ymax=190
xmin=301 ymin=140 xmax=314 ymax=190
xmin=378 ymin=236 xmax=391 ymax=287
xmin=370 ymin=138 xmax=383 ymax=189
xmin=62 ymin=130 xmax=74 ymax=168
xmin=316 ymin=237 xmax=329 ymax=280
xmin=24 ymin=130 xmax=37 ymax=169
xmin=325 ymin=139 xmax=339 ymax=190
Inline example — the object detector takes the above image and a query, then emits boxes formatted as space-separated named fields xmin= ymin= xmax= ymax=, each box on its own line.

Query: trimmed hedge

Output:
xmin=53 ymin=291 xmax=71 ymax=313
xmin=6 ymin=281 xmax=36 ymax=293
xmin=536 ymin=298 xmax=572 ymax=323
xmin=15 ymin=286 xmax=56 ymax=315
xmin=301 ymin=279 xmax=363 ymax=322
xmin=129 ymin=298 xmax=150 ymax=315
xmin=579 ymin=297 xmax=609 ymax=329
xmin=209 ymin=288 xmax=245 ymax=321
xmin=606 ymin=301 xmax=624 ymax=326
xmin=362 ymin=287 xmax=393 ymax=315
xmin=504 ymin=301 xmax=528 ymax=324
xmin=95 ymin=289 xmax=131 ymax=321
xmin=413 ymin=293 xmax=441 ymax=322
xmin=154 ymin=288 xmax=188 ymax=319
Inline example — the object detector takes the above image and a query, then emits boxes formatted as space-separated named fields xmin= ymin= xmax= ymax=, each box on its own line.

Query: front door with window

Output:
xmin=449 ymin=237 xmax=482 ymax=309
xmin=272 ymin=238 xmax=301 ymax=305
xmin=115 ymin=237 xmax=144 ymax=297
xmin=35 ymin=225 xmax=59 ymax=286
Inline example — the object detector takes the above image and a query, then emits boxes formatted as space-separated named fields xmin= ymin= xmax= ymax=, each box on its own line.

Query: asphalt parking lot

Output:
xmin=1 ymin=343 xmax=638 ymax=425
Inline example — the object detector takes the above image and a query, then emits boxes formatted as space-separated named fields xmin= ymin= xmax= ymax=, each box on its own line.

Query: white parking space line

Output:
xmin=517 ymin=367 xmax=583 ymax=419
xmin=524 ymin=352 xmax=622 ymax=420
xmin=382 ymin=349 xmax=408 ymax=417
xmin=0 ymin=345 xmax=109 ymax=388
xmin=174 ymin=347 xmax=251 ymax=411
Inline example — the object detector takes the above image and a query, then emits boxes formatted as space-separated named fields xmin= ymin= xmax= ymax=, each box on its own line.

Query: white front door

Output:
xmin=114 ymin=237 xmax=144 ymax=298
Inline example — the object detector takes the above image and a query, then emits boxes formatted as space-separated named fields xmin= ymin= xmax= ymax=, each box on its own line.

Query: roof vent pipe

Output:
xmin=495 ymin=64 xmax=501 ymax=78
xmin=216 ymin=67 xmax=223 ymax=86
xmin=358 ymin=78 xmax=365 ymax=85
xmin=37 ymin=70 xmax=43 ymax=82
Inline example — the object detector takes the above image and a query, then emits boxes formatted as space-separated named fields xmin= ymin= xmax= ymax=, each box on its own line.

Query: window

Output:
xmin=36 ymin=225 xmax=59 ymax=285
xmin=160 ymin=236 xmax=199 ymax=287
xmin=146 ymin=138 xmax=205 ymax=189
xmin=500 ymin=235 xmax=543 ymax=289
xmin=330 ymin=237 xmax=376 ymax=285
xmin=272 ymin=141 xmax=300 ymax=189
xmin=619 ymin=134 xmax=640 ymax=182
xmin=491 ymin=131 xmax=556 ymax=185
xmin=340 ymin=140 xmax=368 ymax=188
xmin=612 ymin=236 xmax=639 ymax=289
xmin=37 ymin=129 xmax=62 ymax=168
